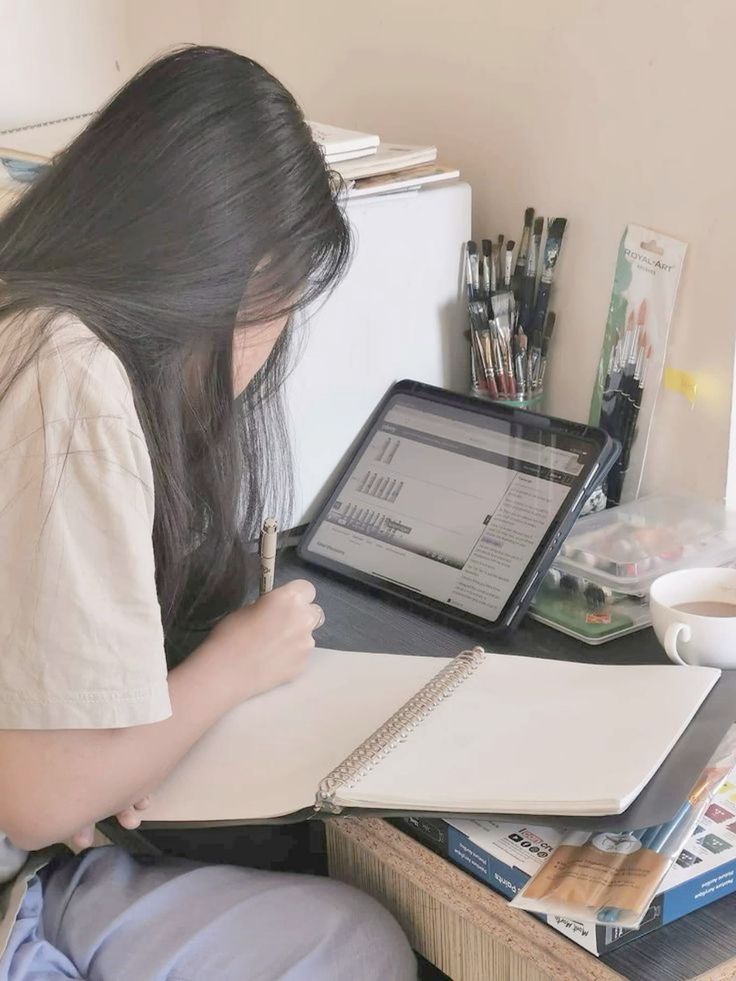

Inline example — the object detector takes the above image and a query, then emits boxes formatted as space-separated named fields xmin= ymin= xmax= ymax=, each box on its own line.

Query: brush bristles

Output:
xmin=524 ymin=207 xmax=535 ymax=226
xmin=533 ymin=217 xmax=544 ymax=236
xmin=466 ymin=240 xmax=478 ymax=255
xmin=548 ymin=217 xmax=567 ymax=239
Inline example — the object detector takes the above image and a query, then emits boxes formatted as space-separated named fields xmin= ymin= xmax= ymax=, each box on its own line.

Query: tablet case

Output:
xmin=299 ymin=380 xmax=620 ymax=634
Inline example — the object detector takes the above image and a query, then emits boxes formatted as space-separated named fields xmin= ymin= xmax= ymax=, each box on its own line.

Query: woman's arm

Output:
xmin=0 ymin=580 xmax=321 ymax=850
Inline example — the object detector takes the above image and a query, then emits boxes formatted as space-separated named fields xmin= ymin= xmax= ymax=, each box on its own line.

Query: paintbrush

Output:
xmin=519 ymin=216 xmax=543 ymax=330
xmin=465 ymin=245 xmax=483 ymax=388
xmin=504 ymin=240 xmax=515 ymax=289
xmin=469 ymin=299 xmax=498 ymax=396
xmin=532 ymin=216 xmax=544 ymax=264
xmin=469 ymin=326 xmax=484 ymax=391
xmin=512 ymin=207 xmax=535 ymax=299
xmin=605 ymin=304 xmax=647 ymax=503
xmin=490 ymin=319 xmax=508 ymax=395
xmin=537 ymin=335 xmax=550 ymax=389
xmin=535 ymin=312 xmax=557 ymax=390
xmin=465 ymin=240 xmax=479 ymax=299
xmin=492 ymin=291 xmax=516 ymax=396
xmin=530 ymin=218 xmax=567 ymax=339
xmin=605 ymin=308 xmax=634 ymax=400
xmin=526 ymin=218 xmax=545 ymax=388
xmin=608 ymin=339 xmax=650 ymax=503
xmin=481 ymin=239 xmax=492 ymax=298
xmin=514 ymin=330 xmax=528 ymax=397
xmin=528 ymin=338 xmax=541 ymax=391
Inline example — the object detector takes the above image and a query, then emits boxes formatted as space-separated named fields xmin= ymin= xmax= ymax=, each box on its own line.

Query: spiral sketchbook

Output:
xmin=143 ymin=649 xmax=720 ymax=828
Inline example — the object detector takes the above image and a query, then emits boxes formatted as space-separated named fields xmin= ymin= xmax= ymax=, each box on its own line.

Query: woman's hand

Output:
xmin=1 ymin=583 xmax=324 ymax=853
xmin=202 ymin=579 xmax=324 ymax=707
xmin=67 ymin=796 xmax=152 ymax=851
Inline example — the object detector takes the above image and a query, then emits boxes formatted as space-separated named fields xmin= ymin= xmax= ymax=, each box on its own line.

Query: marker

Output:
xmin=259 ymin=517 xmax=278 ymax=595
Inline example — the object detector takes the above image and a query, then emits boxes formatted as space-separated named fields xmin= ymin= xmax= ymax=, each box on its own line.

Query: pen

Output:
xmin=259 ymin=517 xmax=278 ymax=595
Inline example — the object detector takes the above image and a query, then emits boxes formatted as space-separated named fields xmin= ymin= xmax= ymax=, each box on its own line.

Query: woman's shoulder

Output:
xmin=0 ymin=311 xmax=153 ymax=488
xmin=2 ymin=310 xmax=142 ymax=435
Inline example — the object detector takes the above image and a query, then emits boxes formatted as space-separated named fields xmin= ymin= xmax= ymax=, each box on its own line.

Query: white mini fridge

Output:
xmin=285 ymin=181 xmax=472 ymax=527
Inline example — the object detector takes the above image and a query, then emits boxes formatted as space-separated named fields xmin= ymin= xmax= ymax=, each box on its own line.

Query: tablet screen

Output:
xmin=301 ymin=391 xmax=600 ymax=624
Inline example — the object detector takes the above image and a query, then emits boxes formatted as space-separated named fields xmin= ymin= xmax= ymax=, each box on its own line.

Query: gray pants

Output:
xmin=2 ymin=846 xmax=417 ymax=980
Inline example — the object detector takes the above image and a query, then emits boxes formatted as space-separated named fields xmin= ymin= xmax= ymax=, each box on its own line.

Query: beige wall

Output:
xmin=123 ymin=0 xmax=202 ymax=70
xmin=4 ymin=1 xmax=734 ymax=499
xmin=198 ymin=0 xmax=736 ymax=502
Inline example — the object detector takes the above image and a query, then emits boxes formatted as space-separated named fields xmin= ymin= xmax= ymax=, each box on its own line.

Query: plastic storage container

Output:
xmin=529 ymin=495 xmax=736 ymax=645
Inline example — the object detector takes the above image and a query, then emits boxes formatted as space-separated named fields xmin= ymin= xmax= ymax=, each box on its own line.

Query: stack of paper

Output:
xmin=308 ymin=122 xmax=380 ymax=164
xmin=331 ymin=142 xmax=437 ymax=181
xmin=348 ymin=164 xmax=460 ymax=199
xmin=308 ymin=121 xmax=458 ymax=197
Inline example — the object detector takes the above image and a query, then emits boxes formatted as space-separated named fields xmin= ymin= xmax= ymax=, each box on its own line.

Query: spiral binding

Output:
xmin=315 ymin=646 xmax=486 ymax=814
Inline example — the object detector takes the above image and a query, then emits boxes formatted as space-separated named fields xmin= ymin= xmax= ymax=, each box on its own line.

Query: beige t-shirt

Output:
xmin=0 ymin=313 xmax=171 ymax=955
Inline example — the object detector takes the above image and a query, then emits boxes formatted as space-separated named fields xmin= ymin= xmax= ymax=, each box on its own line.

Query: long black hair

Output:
xmin=0 ymin=46 xmax=350 ymax=634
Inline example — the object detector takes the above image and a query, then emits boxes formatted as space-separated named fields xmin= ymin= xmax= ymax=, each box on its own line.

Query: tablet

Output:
xmin=298 ymin=381 xmax=618 ymax=632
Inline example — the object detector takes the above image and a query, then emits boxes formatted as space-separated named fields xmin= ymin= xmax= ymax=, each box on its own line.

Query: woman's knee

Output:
xmin=298 ymin=876 xmax=417 ymax=981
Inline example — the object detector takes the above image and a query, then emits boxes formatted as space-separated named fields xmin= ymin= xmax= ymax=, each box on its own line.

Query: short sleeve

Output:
xmin=0 ymin=322 xmax=171 ymax=729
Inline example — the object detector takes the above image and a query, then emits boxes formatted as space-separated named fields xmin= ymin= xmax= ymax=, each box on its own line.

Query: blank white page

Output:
xmin=339 ymin=655 xmax=720 ymax=815
xmin=145 ymin=649 xmax=444 ymax=824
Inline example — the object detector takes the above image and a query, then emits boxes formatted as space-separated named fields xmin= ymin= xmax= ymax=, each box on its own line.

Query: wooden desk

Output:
xmin=278 ymin=550 xmax=736 ymax=981
xmin=326 ymin=816 xmax=621 ymax=981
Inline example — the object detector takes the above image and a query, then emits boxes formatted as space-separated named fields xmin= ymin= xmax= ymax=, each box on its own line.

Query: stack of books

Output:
xmin=393 ymin=765 xmax=736 ymax=958
xmin=308 ymin=121 xmax=459 ymax=198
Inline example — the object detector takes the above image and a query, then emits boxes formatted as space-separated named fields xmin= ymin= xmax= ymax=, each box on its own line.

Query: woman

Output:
xmin=0 ymin=46 xmax=416 ymax=980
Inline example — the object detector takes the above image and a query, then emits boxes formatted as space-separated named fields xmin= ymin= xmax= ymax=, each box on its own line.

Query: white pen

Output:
xmin=259 ymin=517 xmax=278 ymax=595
